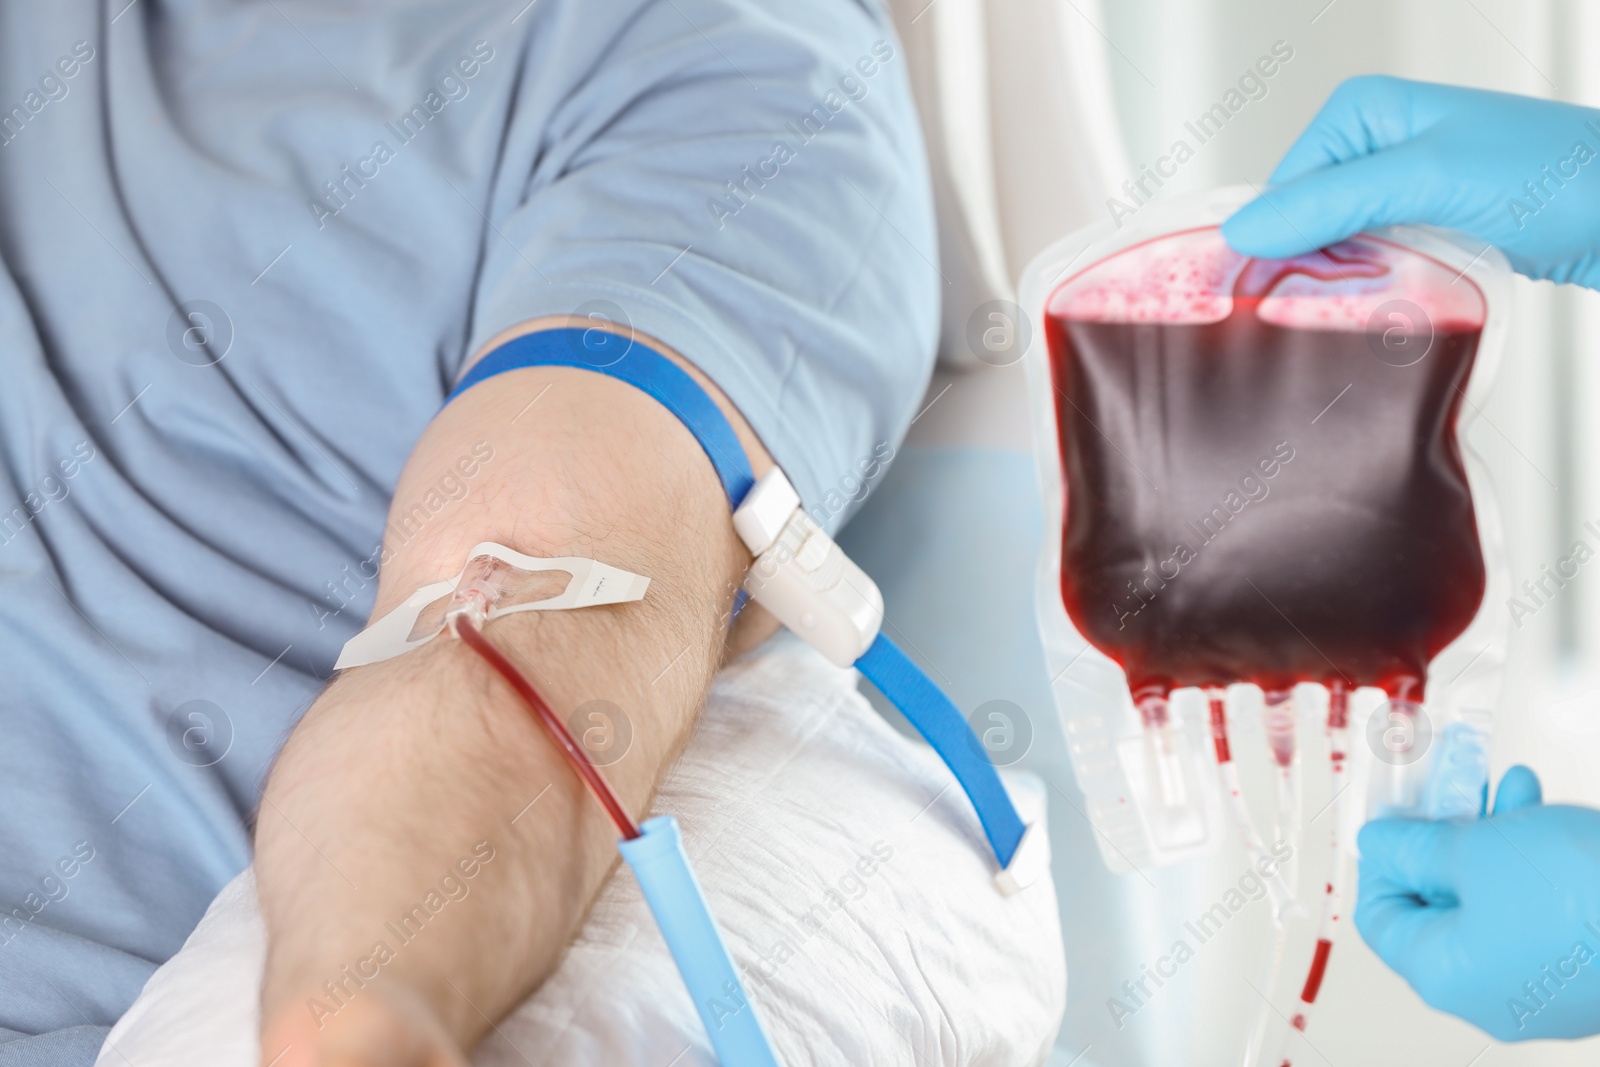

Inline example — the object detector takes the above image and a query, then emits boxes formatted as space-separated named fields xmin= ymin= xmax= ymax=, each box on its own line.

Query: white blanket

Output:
xmin=95 ymin=635 xmax=1064 ymax=1067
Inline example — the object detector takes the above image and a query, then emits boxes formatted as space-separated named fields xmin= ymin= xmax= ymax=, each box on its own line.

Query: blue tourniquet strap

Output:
xmin=449 ymin=328 xmax=1027 ymax=871
xmin=855 ymin=632 xmax=1027 ymax=868
xmin=447 ymin=328 xmax=756 ymax=508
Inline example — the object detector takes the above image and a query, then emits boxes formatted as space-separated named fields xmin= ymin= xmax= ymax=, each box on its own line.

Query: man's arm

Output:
xmin=255 ymin=319 xmax=775 ymax=1066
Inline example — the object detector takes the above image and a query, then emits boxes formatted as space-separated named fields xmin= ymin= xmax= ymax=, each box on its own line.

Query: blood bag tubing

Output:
xmin=1207 ymin=688 xmax=1289 ymax=1067
xmin=1207 ymin=690 xmax=1296 ymax=923
xmin=454 ymin=616 xmax=640 ymax=839
xmin=1274 ymin=684 xmax=1350 ymax=1067
xmin=1262 ymin=692 xmax=1299 ymax=847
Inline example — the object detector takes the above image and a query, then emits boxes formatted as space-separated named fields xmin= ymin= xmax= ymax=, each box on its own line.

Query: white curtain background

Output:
xmin=864 ymin=1 xmax=1600 ymax=1064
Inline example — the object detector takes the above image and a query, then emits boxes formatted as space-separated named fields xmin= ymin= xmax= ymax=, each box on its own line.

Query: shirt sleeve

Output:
xmin=468 ymin=0 xmax=939 ymax=531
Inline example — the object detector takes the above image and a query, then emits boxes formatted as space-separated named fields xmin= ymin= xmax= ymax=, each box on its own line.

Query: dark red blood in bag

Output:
xmin=1046 ymin=233 xmax=1486 ymax=699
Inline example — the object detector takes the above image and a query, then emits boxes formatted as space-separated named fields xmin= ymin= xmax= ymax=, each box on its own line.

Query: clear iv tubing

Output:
xmin=1137 ymin=691 xmax=1189 ymax=811
xmin=1381 ymin=696 xmax=1426 ymax=812
xmin=1263 ymin=692 xmax=1303 ymax=895
xmin=1207 ymin=691 xmax=1298 ymax=923
xmin=1276 ymin=683 xmax=1350 ymax=1067
xmin=1209 ymin=690 xmax=1294 ymax=1067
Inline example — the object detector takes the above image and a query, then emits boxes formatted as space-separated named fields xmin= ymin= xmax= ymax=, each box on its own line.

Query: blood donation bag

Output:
xmin=1050 ymin=235 xmax=1484 ymax=700
xmin=1020 ymin=188 xmax=1511 ymax=871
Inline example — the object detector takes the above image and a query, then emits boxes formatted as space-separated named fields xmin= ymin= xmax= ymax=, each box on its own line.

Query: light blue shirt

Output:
xmin=0 ymin=2 xmax=936 ymax=1061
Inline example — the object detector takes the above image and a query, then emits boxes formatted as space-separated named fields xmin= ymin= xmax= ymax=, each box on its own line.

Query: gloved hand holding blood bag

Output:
xmin=1021 ymin=189 xmax=1511 ymax=1064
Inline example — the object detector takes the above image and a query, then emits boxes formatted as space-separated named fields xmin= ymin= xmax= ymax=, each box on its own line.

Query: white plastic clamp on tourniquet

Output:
xmin=731 ymin=468 xmax=1047 ymax=895
xmin=732 ymin=469 xmax=883 ymax=669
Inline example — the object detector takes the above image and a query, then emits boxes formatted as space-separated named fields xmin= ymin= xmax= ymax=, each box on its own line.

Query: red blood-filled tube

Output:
xmin=453 ymin=615 xmax=642 ymax=841
xmin=1208 ymin=690 xmax=1232 ymax=765
xmin=1327 ymin=681 xmax=1350 ymax=732
xmin=1298 ymin=938 xmax=1334 ymax=1007
xmin=1278 ymin=683 xmax=1350 ymax=1067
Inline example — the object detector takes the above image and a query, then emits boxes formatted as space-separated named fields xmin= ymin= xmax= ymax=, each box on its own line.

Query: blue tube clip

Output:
xmin=618 ymin=816 xmax=780 ymax=1067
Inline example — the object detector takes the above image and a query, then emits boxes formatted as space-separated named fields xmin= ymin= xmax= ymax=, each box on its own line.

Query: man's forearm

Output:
xmin=256 ymin=325 xmax=774 ymax=1063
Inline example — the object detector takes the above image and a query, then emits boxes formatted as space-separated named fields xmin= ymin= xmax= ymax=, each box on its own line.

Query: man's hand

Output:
xmin=254 ymin=319 xmax=774 ymax=1066
xmin=1356 ymin=765 xmax=1600 ymax=1040
xmin=1222 ymin=77 xmax=1600 ymax=289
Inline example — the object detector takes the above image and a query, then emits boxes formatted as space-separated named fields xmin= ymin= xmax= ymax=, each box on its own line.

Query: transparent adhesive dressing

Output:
xmin=1019 ymin=188 xmax=1511 ymax=1065
xmin=335 ymin=542 xmax=651 ymax=669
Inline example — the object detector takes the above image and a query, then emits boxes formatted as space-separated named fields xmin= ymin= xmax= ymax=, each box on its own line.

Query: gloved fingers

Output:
xmin=1265 ymin=74 xmax=1423 ymax=185
xmin=1353 ymin=875 xmax=1460 ymax=983
xmin=1356 ymin=817 xmax=1458 ymax=899
xmin=1355 ymin=818 xmax=1460 ymax=973
xmin=1221 ymin=145 xmax=1439 ymax=259
xmin=1491 ymin=764 xmax=1543 ymax=815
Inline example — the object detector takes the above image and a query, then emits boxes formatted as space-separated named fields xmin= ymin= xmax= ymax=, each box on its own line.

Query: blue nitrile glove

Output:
xmin=1355 ymin=766 xmax=1600 ymax=1041
xmin=1223 ymin=76 xmax=1600 ymax=289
